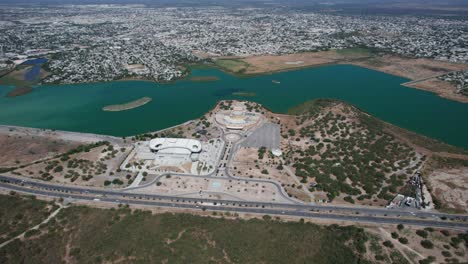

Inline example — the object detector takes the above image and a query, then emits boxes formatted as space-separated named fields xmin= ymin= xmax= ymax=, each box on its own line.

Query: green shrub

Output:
xmin=383 ymin=240 xmax=394 ymax=248
xmin=416 ymin=230 xmax=428 ymax=238
xmin=344 ymin=196 xmax=355 ymax=204
xmin=398 ymin=237 xmax=408 ymax=244
xmin=419 ymin=256 xmax=436 ymax=264
xmin=53 ymin=165 xmax=63 ymax=173
xmin=420 ymin=240 xmax=434 ymax=249
xmin=440 ymin=230 xmax=450 ymax=236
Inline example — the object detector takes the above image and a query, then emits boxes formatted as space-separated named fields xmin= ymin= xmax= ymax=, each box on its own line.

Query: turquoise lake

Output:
xmin=0 ymin=64 xmax=467 ymax=149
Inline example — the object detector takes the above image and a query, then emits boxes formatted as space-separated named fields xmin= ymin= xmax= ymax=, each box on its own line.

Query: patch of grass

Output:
xmin=0 ymin=70 xmax=32 ymax=87
xmin=0 ymin=194 xmax=50 ymax=244
xmin=0 ymin=204 xmax=373 ymax=264
xmin=287 ymin=98 xmax=337 ymax=115
xmin=214 ymin=59 xmax=250 ymax=73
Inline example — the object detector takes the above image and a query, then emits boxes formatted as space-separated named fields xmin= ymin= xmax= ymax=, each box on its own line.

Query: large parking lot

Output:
xmin=241 ymin=122 xmax=280 ymax=150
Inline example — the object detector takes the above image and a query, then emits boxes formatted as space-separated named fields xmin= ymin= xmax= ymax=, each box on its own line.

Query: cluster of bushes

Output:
xmin=64 ymin=141 xmax=110 ymax=156
xmin=104 ymin=178 xmax=124 ymax=186
xmin=258 ymin=146 xmax=267 ymax=160
xmin=219 ymin=100 xmax=233 ymax=110
xmin=289 ymin=105 xmax=416 ymax=201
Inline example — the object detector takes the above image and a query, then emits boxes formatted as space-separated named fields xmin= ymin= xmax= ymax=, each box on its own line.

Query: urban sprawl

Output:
xmin=0 ymin=5 xmax=467 ymax=85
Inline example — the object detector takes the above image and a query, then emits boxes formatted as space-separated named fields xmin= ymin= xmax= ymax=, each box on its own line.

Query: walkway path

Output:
xmin=401 ymin=70 xmax=460 ymax=86
xmin=281 ymin=160 xmax=315 ymax=204
xmin=378 ymin=227 xmax=424 ymax=263
xmin=0 ymin=204 xmax=64 ymax=249
xmin=126 ymin=172 xmax=144 ymax=189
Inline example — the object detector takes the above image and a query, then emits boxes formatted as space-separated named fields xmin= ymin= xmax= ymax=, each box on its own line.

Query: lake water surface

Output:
xmin=0 ymin=64 xmax=467 ymax=149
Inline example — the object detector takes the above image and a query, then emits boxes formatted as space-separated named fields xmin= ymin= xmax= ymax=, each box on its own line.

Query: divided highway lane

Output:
xmin=1 ymin=180 xmax=468 ymax=231
xmin=1 ymin=175 xmax=468 ymax=222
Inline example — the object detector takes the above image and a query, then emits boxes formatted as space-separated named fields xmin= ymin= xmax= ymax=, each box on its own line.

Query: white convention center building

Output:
xmin=149 ymin=138 xmax=202 ymax=162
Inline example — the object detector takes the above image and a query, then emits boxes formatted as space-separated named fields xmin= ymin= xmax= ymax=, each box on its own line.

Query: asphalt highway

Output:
xmin=1 ymin=175 xmax=468 ymax=231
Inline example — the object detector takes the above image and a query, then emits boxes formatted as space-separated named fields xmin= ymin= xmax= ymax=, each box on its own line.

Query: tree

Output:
xmin=420 ymin=240 xmax=434 ymax=249
xmin=262 ymin=215 xmax=272 ymax=221
xmin=416 ymin=230 xmax=428 ymax=238
xmin=419 ymin=256 xmax=436 ymax=264
xmin=54 ymin=165 xmax=64 ymax=173
xmin=397 ymin=224 xmax=404 ymax=230
xmin=383 ymin=240 xmax=394 ymax=248
xmin=398 ymin=237 xmax=408 ymax=244
xmin=440 ymin=230 xmax=450 ymax=236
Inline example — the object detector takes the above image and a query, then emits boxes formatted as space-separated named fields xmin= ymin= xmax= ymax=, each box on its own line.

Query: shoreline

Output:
xmin=0 ymin=96 xmax=466 ymax=152
xmin=8 ymin=52 xmax=465 ymax=103
xmin=208 ymin=51 xmax=468 ymax=103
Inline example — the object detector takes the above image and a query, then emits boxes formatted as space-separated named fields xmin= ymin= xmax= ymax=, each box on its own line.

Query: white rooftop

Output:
xmin=149 ymin=138 xmax=202 ymax=154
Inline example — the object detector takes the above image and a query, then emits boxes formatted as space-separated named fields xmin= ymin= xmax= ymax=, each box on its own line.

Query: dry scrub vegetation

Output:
xmin=280 ymin=99 xmax=424 ymax=205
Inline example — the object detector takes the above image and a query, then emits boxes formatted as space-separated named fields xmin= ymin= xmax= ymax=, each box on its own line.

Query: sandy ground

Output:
xmin=0 ymin=133 xmax=81 ymax=167
xmin=10 ymin=142 xmax=132 ymax=187
xmin=231 ymin=147 xmax=311 ymax=202
xmin=238 ymin=50 xmax=369 ymax=74
xmin=426 ymin=168 xmax=468 ymax=213
xmin=129 ymin=175 xmax=290 ymax=203
xmin=351 ymin=55 xmax=467 ymax=80
xmin=0 ymin=125 xmax=123 ymax=145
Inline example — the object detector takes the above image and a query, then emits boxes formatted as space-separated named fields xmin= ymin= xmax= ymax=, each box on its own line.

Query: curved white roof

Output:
xmin=149 ymin=138 xmax=202 ymax=154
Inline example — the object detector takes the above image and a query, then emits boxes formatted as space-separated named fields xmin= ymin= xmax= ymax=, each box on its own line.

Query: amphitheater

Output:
xmin=214 ymin=102 xmax=262 ymax=131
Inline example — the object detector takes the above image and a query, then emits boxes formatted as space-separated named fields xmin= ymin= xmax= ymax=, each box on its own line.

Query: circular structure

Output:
xmin=225 ymin=133 xmax=241 ymax=142
xmin=271 ymin=148 xmax=282 ymax=157
xmin=215 ymin=102 xmax=261 ymax=131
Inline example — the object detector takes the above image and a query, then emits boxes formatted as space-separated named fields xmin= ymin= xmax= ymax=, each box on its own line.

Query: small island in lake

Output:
xmin=102 ymin=97 xmax=152 ymax=112
xmin=232 ymin=91 xmax=256 ymax=97
xmin=190 ymin=76 xmax=220 ymax=82
xmin=6 ymin=86 xmax=33 ymax=97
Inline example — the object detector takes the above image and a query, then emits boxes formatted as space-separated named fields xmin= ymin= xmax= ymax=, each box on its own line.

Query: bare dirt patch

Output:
xmin=425 ymin=166 xmax=468 ymax=213
xmin=239 ymin=49 xmax=369 ymax=74
xmin=0 ymin=133 xmax=80 ymax=167
xmin=350 ymin=55 xmax=467 ymax=80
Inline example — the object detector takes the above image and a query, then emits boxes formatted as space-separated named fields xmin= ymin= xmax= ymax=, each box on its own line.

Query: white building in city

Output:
xmin=149 ymin=138 xmax=202 ymax=161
